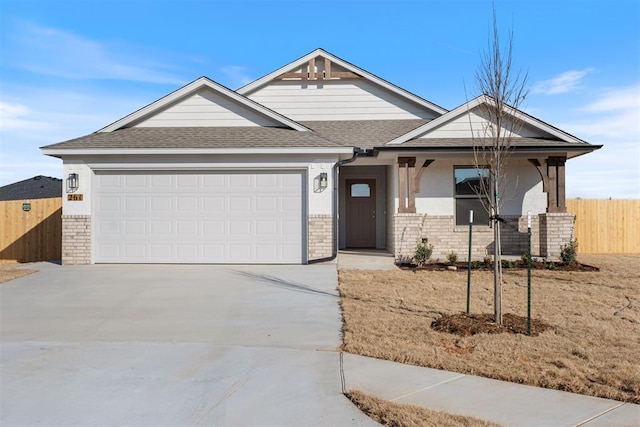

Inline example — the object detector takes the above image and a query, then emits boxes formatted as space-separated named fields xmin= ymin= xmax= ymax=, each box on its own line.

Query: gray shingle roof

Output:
xmin=41 ymin=126 xmax=342 ymax=150
xmin=0 ymin=176 xmax=62 ymax=201
xmin=301 ymin=120 xmax=429 ymax=149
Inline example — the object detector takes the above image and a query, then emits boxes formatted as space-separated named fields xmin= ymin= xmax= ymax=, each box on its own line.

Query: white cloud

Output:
xmin=220 ymin=66 xmax=255 ymax=88
xmin=559 ymin=85 xmax=640 ymax=140
xmin=545 ymin=82 xmax=640 ymax=199
xmin=581 ymin=85 xmax=640 ymax=113
xmin=0 ymin=101 xmax=52 ymax=130
xmin=533 ymin=69 xmax=594 ymax=95
xmin=4 ymin=21 xmax=188 ymax=84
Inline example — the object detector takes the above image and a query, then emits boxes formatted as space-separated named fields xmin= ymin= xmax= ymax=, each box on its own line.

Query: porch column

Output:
xmin=528 ymin=157 xmax=567 ymax=213
xmin=547 ymin=157 xmax=567 ymax=213
xmin=397 ymin=157 xmax=416 ymax=213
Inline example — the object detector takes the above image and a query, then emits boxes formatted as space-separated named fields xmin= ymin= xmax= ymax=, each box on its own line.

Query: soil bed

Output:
xmin=431 ymin=312 xmax=552 ymax=337
xmin=399 ymin=261 xmax=599 ymax=272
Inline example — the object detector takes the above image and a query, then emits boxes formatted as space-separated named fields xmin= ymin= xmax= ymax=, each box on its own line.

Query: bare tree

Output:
xmin=471 ymin=7 xmax=529 ymax=325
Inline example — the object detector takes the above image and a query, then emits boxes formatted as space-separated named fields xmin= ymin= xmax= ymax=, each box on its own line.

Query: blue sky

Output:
xmin=1 ymin=0 xmax=638 ymax=198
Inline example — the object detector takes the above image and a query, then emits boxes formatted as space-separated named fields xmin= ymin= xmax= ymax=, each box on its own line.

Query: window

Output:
xmin=351 ymin=183 xmax=371 ymax=198
xmin=454 ymin=167 xmax=490 ymax=226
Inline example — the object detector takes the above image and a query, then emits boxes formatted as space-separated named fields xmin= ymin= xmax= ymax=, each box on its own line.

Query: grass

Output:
xmin=346 ymin=390 xmax=501 ymax=427
xmin=339 ymin=254 xmax=640 ymax=404
xmin=0 ymin=264 xmax=37 ymax=284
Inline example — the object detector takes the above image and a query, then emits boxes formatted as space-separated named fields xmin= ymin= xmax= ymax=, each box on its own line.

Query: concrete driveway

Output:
xmin=0 ymin=263 xmax=375 ymax=426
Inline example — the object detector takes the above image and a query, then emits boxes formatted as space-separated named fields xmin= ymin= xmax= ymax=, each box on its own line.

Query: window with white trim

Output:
xmin=454 ymin=167 xmax=490 ymax=226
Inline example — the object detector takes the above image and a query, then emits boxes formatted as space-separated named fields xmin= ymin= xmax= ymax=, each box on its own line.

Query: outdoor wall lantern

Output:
xmin=319 ymin=172 xmax=328 ymax=190
xmin=67 ymin=173 xmax=79 ymax=192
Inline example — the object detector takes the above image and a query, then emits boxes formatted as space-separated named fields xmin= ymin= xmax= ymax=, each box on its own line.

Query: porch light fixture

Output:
xmin=67 ymin=173 xmax=79 ymax=192
xmin=319 ymin=172 xmax=328 ymax=190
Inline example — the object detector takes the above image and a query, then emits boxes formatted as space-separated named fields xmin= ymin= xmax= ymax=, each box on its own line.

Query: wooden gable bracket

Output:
xmin=276 ymin=57 xmax=361 ymax=80
xmin=414 ymin=159 xmax=435 ymax=194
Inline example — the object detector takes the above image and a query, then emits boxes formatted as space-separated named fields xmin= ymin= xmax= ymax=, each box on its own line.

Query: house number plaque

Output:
xmin=67 ymin=194 xmax=84 ymax=201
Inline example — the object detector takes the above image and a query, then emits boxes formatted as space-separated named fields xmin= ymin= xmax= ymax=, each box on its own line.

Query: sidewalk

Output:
xmin=342 ymin=353 xmax=640 ymax=427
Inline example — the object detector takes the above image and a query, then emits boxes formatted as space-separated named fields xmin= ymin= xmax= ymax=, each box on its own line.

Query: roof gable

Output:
xmin=99 ymin=77 xmax=309 ymax=132
xmin=237 ymin=48 xmax=448 ymax=119
xmin=388 ymin=95 xmax=586 ymax=144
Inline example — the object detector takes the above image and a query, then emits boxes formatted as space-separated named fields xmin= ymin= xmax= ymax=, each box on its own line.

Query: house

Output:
xmin=0 ymin=176 xmax=62 ymax=201
xmin=41 ymin=49 xmax=600 ymax=265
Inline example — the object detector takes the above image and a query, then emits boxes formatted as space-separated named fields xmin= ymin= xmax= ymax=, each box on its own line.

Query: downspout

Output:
xmin=308 ymin=147 xmax=371 ymax=264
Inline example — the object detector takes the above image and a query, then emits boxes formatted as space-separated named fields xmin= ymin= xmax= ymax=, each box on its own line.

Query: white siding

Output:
xmin=247 ymin=80 xmax=438 ymax=121
xmin=419 ymin=108 xmax=553 ymax=139
xmin=134 ymin=88 xmax=279 ymax=127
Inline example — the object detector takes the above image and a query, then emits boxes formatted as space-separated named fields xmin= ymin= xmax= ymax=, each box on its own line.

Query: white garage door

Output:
xmin=94 ymin=171 xmax=304 ymax=264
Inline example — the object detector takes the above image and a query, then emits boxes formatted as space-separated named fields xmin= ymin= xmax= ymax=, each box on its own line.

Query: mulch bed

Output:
xmin=431 ymin=312 xmax=553 ymax=337
xmin=399 ymin=261 xmax=599 ymax=272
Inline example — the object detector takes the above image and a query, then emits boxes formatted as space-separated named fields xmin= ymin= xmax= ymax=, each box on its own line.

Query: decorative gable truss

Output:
xmin=275 ymin=56 xmax=361 ymax=81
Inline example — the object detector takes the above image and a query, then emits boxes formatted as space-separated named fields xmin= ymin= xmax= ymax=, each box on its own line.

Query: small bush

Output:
xmin=483 ymin=255 xmax=493 ymax=267
xmin=561 ymin=239 xmax=579 ymax=265
xmin=446 ymin=251 xmax=458 ymax=264
xmin=414 ymin=242 xmax=433 ymax=267
xmin=471 ymin=260 xmax=482 ymax=269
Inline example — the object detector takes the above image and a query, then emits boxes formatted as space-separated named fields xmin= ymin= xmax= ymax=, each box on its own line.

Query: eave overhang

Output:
xmin=374 ymin=144 xmax=603 ymax=159
xmin=41 ymin=147 xmax=355 ymax=158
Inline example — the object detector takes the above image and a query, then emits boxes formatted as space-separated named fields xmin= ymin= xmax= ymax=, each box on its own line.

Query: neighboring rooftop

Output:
xmin=0 ymin=176 xmax=62 ymax=201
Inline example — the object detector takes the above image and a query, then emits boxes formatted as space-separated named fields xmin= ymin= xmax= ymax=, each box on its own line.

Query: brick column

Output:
xmin=308 ymin=214 xmax=333 ymax=261
xmin=62 ymin=215 xmax=91 ymax=265
xmin=393 ymin=213 xmax=424 ymax=262
xmin=539 ymin=213 xmax=575 ymax=260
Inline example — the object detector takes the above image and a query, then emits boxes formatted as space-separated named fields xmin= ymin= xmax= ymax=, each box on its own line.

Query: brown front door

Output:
xmin=345 ymin=179 xmax=376 ymax=248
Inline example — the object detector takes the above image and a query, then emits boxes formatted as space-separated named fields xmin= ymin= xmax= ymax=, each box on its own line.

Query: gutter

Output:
xmin=308 ymin=147 xmax=374 ymax=264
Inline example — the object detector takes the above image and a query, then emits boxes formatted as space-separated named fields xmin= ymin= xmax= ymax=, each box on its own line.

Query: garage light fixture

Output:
xmin=67 ymin=173 xmax=79 ymax=192
xmin=319 ymin=172 xmax=328 ymax=190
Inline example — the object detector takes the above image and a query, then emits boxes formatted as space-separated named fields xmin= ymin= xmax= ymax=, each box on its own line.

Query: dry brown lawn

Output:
xmin=347 ymin=390 xmax=501 ymax=427
xmin=0 ymin=264 xmax=37 ymax=284
xmin=340 ymin=254 xmax=640 ymax=404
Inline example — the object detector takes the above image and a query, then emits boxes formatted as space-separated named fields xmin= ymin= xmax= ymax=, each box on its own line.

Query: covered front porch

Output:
xmin=337 ymin=153 xmax=576 ymax=262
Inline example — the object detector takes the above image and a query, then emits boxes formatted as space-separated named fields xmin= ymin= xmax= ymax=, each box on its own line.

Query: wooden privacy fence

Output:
xmin=566 ymin=199 xmax=640 ymax=253
xmin=0 ymin=197 xmax=62 ymax=262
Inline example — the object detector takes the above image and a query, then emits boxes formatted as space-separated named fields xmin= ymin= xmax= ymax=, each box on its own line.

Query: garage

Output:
xmin=94 ymin=170 xmax=304 ymax=264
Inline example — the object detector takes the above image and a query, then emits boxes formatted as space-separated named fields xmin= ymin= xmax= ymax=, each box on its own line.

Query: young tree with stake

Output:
xmin=471 ymin=8 xmax=529 ymax=325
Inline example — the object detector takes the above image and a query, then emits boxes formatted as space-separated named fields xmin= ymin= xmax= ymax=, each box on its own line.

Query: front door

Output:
xmin=345 ymin=179 xmax=376 ymax=248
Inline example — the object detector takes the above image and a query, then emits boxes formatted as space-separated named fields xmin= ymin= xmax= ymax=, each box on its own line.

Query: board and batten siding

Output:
xmin=247 ymin=80 xmax=438 ymax=121
xmin=134 ymin=88 xmax=279 ymax=127
xmin=418 ymin=109 xmax=552 ymax=139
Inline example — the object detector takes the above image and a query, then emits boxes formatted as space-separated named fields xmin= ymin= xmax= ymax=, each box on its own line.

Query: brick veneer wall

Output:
xmin=539 ymin=213 xmax=575 ymax=260
xmin=394 ymin=214 xmax=542 ymax=262
xmin=62 ymin=215 xmax=91 ymax=265
xmin=308 ymin=214 xmax=333 ymax=261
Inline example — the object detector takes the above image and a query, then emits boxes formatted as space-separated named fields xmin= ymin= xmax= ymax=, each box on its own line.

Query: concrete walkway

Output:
xmin=342 ymin=353 xmax=640 ymax=426
xmin=338 ymin=249 xmax=397 ymax=270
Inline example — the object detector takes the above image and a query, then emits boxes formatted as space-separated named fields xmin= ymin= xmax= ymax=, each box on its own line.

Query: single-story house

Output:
xmin=41 ymin=48 xmax=600 ymax=265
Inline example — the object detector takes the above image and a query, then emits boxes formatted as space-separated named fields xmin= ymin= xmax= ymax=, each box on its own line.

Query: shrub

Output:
xmin=483 ymin=255 xmax=493 ymax=267
xmin=414 ymin=242 xmax=433 ymax=267
xmin=446 ymin=251 xmax=458 ymax=264
xmin=561 ymin=239 xmax=579 ymax=265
